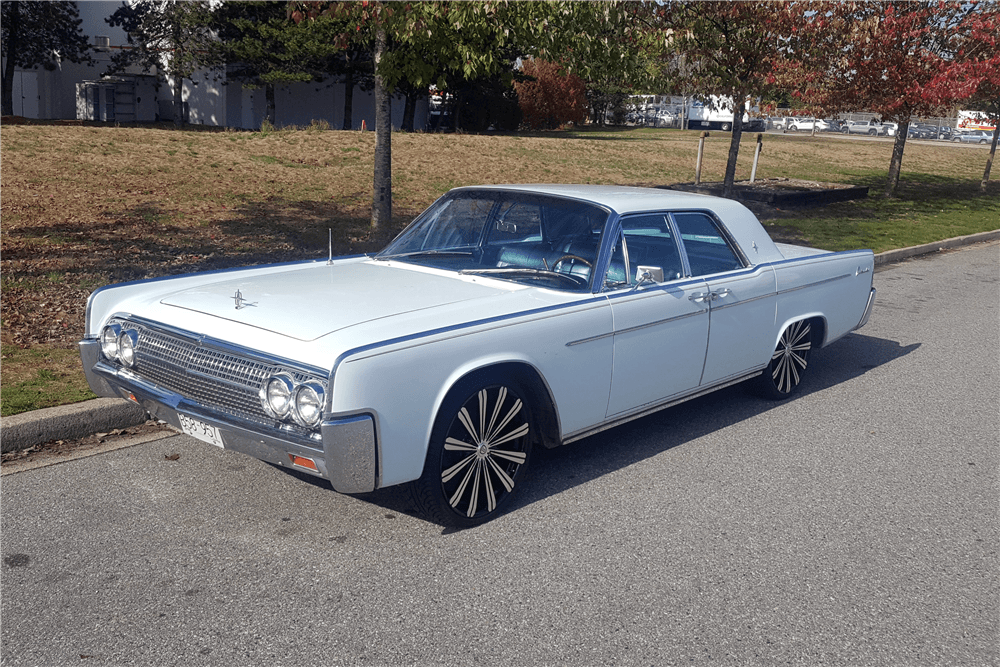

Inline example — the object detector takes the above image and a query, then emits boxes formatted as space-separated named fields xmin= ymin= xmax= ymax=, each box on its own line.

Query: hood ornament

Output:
xmin=231 ymin=289 xmax=257 ymax=310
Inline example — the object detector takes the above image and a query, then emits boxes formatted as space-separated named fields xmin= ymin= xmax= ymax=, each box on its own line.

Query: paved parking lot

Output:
xmin=2 ymin=242 xmax=997 ymax=666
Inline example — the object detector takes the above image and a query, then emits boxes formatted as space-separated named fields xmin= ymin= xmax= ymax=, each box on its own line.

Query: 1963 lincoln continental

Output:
xmin=81 ymin=185 xmax=875 ymax=527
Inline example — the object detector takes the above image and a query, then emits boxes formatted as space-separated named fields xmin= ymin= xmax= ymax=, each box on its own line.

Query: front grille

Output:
xmin=109 ymin=317 xmax=326 ymax=431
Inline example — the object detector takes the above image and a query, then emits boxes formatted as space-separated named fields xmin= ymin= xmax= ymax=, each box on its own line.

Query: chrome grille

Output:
xmin=109 ymin=318 xmax=326 ymax=429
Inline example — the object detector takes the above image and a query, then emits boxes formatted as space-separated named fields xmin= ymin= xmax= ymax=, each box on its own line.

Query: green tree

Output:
xmin=1 ymin=1 xmax=92 ymax=116
xmin=291 ymin=0 xmax=634 ymax=230
xmin=651 ymin=2 xmax=797 ymax=198
xmin=105 ymin=0 xmax=215 ymax=126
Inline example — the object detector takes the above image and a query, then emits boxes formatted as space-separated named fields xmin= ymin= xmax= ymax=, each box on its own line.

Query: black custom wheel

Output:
xmin=414 ymin=376 xmax=534 ymax=527
xmin=756 ymin=320 xmax=812 ymax=399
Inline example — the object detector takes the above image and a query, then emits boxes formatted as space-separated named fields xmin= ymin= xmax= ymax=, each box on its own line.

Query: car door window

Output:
xmin=604 ymin=214 xmax=684 ymax=289
xmin=672 ymin=212 xmax=743 ymax=276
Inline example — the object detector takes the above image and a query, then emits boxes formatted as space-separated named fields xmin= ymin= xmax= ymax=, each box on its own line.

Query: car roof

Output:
xmin=450 ymin=184 xmax=739 ymax=217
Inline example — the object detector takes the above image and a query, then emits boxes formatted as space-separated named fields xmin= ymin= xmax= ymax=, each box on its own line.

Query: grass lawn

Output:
xmin=2 ymin=122 xmax=997 ymax=416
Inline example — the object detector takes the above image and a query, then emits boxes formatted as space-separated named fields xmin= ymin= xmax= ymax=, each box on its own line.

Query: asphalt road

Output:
xmin=3 ymin=242 xmax=998 ymax=667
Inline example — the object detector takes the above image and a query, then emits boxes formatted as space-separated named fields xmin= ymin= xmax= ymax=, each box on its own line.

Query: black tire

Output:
xmin=413 ymin=373 xmax=534 ymax=527
xmin=868 ymin=129 xmax=877 ymax=136
xmin=755 ymin=320 xmax=813 ymax=399
xmin=721 ymin=123 xmax=731 ymax=131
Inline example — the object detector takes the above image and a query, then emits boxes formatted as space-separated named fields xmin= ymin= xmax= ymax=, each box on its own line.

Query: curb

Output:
xmin=1 ymin=230 xmax=998 ymax=454
xmin=1 ymin=397 xmax=149 ymax=454
xmin=873 ymin=229 xmax=1000 ymax=267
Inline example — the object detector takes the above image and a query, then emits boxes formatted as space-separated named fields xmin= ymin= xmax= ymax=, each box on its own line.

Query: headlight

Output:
xmin=118 ymin=329 xmax=139 ymax=368
xmin=261 ymin=375 xmax=295 ymax=418
xmin=293 ymin=382 xmax=325 ymax=428
xmin=101 ymin=324 xmax=122 ymax=361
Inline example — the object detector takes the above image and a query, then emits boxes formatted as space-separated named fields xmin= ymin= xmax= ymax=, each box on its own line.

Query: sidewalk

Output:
xmin=2 ymin=230 xmax=998 ymax=454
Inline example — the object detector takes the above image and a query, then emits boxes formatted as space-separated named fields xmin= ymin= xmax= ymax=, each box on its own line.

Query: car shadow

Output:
xmin=270 ymin=331 xmax=919 ymax=530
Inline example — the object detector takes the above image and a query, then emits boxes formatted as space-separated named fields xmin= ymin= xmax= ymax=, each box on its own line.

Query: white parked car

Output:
xmin=81 ymin=186 xmax=876 ymax=527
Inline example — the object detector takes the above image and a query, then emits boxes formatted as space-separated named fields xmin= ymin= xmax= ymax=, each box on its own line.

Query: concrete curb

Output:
xmin=873 ymin=229 xmax=1000 ymax=267
xmin=2 ymin=230 xmax=998 ymax=454
xmin=2 ymin=397 xmax=148 ymax=454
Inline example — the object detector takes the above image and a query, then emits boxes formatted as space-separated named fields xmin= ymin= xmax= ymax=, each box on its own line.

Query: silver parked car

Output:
xmin=952 ymin=130 xmax=993 ymax=144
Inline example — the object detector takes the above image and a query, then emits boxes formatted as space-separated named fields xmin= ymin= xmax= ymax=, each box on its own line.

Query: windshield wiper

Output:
xmin=375 ymin=250 xmax=474 ymax=261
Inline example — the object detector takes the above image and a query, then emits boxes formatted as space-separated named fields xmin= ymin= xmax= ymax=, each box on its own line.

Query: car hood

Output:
xmin=158 ymin=259 xmax=509 ymax=342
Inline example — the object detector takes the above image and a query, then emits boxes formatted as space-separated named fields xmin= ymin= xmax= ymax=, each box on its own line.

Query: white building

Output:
xmin=5 ymin=1 xmax=426 ymax=130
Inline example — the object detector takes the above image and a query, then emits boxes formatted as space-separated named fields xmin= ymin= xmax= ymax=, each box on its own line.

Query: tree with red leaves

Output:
xmin=515 ymin=59 xmax=588 ymax=130
xmin=784 ymin=1 xmax=997 ymax=197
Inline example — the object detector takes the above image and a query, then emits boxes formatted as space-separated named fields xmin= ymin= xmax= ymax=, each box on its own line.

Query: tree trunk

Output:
xmin=173 ymin=76 xmax=184 ymax=127
xmin=884 ymin=119 xmax=910 ymax=197
xmin=371 ymin=26 xmax=391 ymax=231
xmin=722 ymin=109 xmax=744 ymax=198
xmin=2 ymin=2 xmax=20 ymax=117
xmin=402 ymin=91 xmax=415 ymax=132
xmin=342 ymin=56 xmax=354 ymax=130
xmin=983 ymin=119 xmax=998 ymax=191
xmin=265 ymin=83 xmax=275 ymax=126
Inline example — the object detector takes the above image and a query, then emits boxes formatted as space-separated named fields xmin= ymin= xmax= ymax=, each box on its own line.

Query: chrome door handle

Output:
xmin=689 ymin=292 xmax=710 ymax=303
xmin=710 ymin=288 xmax=732 ymax=301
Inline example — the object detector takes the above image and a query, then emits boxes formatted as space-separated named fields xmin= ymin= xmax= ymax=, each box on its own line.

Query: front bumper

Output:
xmin=80 ymin=338 xmax=377 ymax=493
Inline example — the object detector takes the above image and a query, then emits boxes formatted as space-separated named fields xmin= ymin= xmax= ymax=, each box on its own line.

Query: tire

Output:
xmin=413 ymin=374 xmax=534 ymax=527
xmin=755 ymin=320 xmax=813 ymax=399
xmin=868 ymin=129 xmax=877 ymax=136
xmin=953 ymin=137 xmax=960 ymax=143
xmin=721 ymin=123 xmax=731 ymax=131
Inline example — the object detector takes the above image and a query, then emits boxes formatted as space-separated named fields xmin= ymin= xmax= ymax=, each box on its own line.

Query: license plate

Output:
xmin=178 ymin=414 xmax=225 ymax=448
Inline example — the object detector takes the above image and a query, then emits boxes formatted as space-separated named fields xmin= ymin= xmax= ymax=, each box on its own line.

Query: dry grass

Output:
xmin=2 ymin=122 xmax=997 ymax=415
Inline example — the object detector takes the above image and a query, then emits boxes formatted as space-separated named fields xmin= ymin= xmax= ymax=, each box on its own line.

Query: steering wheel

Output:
xmin=551 ymin=254 xmax=593 ymax=271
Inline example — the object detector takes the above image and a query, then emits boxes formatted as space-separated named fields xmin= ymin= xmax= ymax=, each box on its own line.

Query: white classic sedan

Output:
xmin=81 ymin=185 xmax=876 ymax=527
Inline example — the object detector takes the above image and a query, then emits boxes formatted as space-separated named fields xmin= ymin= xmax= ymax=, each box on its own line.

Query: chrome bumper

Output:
xmin=79 ymin=338 xmax=377 ymax=494
xmin=854 ymin=287 xmax=876 ymax=330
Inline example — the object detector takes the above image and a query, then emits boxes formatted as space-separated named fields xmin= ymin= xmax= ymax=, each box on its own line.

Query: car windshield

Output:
xmin=376 ymin=189 xmax=610 ymax=292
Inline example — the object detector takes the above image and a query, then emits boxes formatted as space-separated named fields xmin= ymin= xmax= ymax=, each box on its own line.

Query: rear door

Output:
xmin=672 ymin=212 xmax=776 ymax=386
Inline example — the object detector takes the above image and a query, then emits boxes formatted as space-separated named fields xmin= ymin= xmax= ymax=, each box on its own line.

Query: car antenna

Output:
xmin=327 ymin=228 xmax=333 ymax=265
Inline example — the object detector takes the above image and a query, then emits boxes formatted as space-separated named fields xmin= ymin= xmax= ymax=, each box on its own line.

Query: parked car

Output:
xmin=843 ymin=120 xmax=886 ymax=136
xmin=786 ymin=118 xmax=836 ymax=133
xmin=769 ymin=116 xmax=795 ymax=131
xmin=953 ymin=130 xmax=993 ymax=144
xmin=81 ymin=185 xmax=876 ymax=527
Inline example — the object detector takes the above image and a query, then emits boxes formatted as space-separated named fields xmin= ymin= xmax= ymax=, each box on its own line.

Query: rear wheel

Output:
xmin=413 ymin=375 xmax=534 ymax=527
xmin=756 ymin=320 xmax=813 ymax=399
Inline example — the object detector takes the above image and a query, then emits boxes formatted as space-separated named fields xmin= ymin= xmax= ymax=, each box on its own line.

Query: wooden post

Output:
xmin=749 ymin=133 xmax=763 ymax=183
xmin=695 ymin=131 xmax=709 ymax=185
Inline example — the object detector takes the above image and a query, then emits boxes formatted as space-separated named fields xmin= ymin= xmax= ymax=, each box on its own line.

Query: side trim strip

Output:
xmin=776 ymin=272 xmax=851 ymax=295
xmin=567 ymin=307 xmax=708 ymax=347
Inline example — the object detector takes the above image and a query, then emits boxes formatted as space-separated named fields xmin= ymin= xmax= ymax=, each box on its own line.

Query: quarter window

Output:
xmin=672 ymin=212 xmax=743 ymax=276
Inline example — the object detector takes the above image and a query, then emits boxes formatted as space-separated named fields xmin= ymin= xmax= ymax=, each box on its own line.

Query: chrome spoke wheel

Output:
xmin=756 ymin=320 xmax=812 ymax=399
xmin=415 ymin=377 xmax=534 ymax=527
xmin=441 ymin=386 xmax=529 ymax=519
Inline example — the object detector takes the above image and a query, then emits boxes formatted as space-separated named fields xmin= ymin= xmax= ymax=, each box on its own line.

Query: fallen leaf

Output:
xmin=164 ymin=453 xmax=180 ymax=461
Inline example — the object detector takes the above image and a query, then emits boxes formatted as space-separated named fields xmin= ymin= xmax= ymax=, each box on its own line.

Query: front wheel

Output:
xmin=755 ymin=320 xmax=813 ymax=399
xmin=413 ymin=376 xmax=534 ymax=527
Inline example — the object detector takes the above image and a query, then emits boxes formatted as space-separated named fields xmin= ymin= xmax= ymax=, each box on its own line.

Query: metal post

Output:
xmin=695 ymin=131 xmax=709 ymax=185
xmin=750 ymin=133 xmax=763 ymax=183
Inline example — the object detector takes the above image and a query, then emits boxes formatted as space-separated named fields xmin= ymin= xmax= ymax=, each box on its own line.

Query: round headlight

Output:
xmin=101 ymin=324 xmax=122 ymax=361
xmin=118 ymin=329 xmax=139 ymax=368
xmin=261 ymin=375 xmax=295 ymax=418
xmin=293 ymin=382 xmax=325 ymax=428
